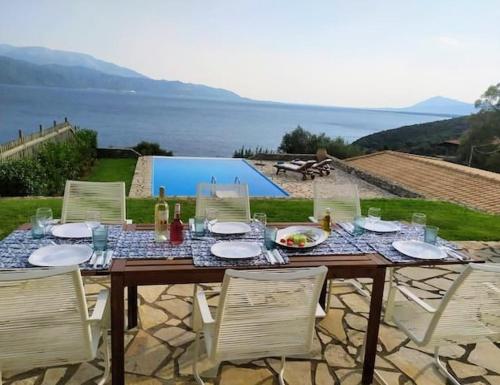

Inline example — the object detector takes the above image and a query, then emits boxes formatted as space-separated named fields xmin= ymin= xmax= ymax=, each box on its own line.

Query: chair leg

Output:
xmin=193 ymin=332 xmax=205 ymax=385
xmin=0 ymin=370 xmax=3 ymax=385
xmin=434 ymin=346 xmax=461 ymax=385
xmin=96 ymin=332 xmax=111 ymax=385
xmin=383 ymin=268 xmax=396 ymax=323
xmin=278 ymin=356 xmax=286 ymax=385
xmin=327 ymin=279 xmax=370 ymax=309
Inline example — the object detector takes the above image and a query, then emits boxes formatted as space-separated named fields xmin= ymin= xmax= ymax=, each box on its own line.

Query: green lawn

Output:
xmin=1 ymin=197 xmax=499 ymax=241
xmin=84 ymin=158 xmax=137 ymax=194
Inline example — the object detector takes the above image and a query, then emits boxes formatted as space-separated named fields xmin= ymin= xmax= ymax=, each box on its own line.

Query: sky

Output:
xmin=1 ymin=0 xmax=500 ymax=108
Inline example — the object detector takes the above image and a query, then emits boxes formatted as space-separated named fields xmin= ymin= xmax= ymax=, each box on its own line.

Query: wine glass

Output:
xmin=411 ymin=212 xmax=426 ymax=240
xmin=85 ymin=210 xmax=101 ymax=230
xmin=367 ymin=207 xmax=381 ymax=222
xmin=36 ymin=207 xmax=53 ymax=235
xmin=253 ymin=212 xmax=267 ymax=229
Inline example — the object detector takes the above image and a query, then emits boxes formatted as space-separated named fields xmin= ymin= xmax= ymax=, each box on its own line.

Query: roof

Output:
xmin=439 ymin=139 xmax=461 ymax=146
xmin=346 ymin=151 xmax=500 ymax=214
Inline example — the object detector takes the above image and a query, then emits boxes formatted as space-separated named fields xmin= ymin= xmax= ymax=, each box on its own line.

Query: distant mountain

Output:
xmin=394 ymin=96 xmax=476 ymax=116
xmin=0 ymin=43 xmax=146 ymax=78
xmin=0 ymin=55 xmax=242 ymax=101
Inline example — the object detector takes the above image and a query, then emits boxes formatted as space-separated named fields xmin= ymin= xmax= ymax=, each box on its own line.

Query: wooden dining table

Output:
xmin=0 ymin=222 xmax=479 ymax=385
xmin=108 ymin=223 xmax=479 ymax=385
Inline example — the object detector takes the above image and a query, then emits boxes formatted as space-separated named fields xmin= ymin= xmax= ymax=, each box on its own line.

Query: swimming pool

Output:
xmin=152 ymin=157 xmax=289 ymax=197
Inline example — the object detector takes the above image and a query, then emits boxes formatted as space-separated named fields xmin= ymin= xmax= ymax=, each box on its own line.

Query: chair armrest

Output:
xmin=126 ymin=219 xmax=133 ymax=224
xmin=308 ymin=216 xmax=318 ymax=223
xmin=396 ymin=285 xmax=436 ymax=313
xmin=195 ymin=289 xmax=215 ymax=325
xmin=89 ymin=289 xmax=110 ymax=325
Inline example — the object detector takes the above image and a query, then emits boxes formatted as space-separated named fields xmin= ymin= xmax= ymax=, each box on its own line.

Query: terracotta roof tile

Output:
xmin=346 ymin=151 xmax=500 ymax=214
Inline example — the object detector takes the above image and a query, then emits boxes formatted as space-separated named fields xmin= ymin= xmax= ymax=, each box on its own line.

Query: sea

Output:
xmin=0 ymin=84 xmax=450 ymax=157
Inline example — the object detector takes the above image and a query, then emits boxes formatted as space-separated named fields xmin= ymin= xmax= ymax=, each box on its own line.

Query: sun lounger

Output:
xmin=273 ymin=160 xmax=316 ymax=180
xmin=291 ymin=158 xmax=333 ymax=176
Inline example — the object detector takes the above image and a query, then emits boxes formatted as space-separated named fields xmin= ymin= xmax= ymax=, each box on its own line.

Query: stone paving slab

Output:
xmin=3 ymin=242 xmax=499 ymax=385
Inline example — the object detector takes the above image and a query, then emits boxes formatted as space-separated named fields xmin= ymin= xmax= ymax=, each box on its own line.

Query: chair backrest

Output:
xmin=195 ymin=182 xmax=250 ymax=222
xmin=61 ymin=180 xmax=126 ymax=224
xmin=0 ymin=266 xmax=94 ymax=371
xmin=313 ymin=182 xmax=361 ymax=223
xmin=210 ymin=267 xmax=327 ymax=362
xmin=424 ymin=263 xmax=500 ymax=345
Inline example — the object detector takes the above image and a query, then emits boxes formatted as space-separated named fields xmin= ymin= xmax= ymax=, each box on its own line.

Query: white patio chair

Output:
xmin=191 ymin=266 xmax=328 ymax=385
xmin=195 ymin=182 xmax=251 ymax=222
xmin=384 ymin=263 xmax=500 ymax=385
xmin=309 ymin=182 xmax=367 ymax=308
xmin=61 ymin=180 xmax=128 ymax=224
xmin=0 ymin=266 xmax=110 ymax=385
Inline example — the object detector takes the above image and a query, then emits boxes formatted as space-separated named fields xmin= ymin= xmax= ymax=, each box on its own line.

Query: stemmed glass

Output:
xmin=253 ymin=213 xmax=267 ymax=230
xmin=85 ymin=210 xmax=101 ymax=231
xmin=205 ymin=208 xmax=218 ymax=231
xmin=367 ymin=207 xmax=381 ymax=222
xmin=36 ymin=207 xmax=53 ymax=235
xmin=411 ymin=212 xmax=426 ymax=240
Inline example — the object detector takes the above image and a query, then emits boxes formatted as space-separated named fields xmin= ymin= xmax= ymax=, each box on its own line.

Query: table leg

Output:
xmin=362 ymin=267 xmax=386 ymax=385
xmin=111 ymin=274 xmax=125 ymax=385
xmin=128 ymin=285 xmax=138 ymax=329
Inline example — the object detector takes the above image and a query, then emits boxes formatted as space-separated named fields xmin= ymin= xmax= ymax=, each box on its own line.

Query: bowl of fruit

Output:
xmin=275 ymin=226 xmax=329 ymax=248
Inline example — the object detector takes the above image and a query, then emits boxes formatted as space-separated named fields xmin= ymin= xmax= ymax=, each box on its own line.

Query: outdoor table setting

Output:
xmin=0 ymin=207 xmax=121 ymax=271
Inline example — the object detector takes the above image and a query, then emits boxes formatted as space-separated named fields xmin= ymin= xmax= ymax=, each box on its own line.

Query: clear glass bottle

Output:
xmin=170 ymin=203 xmax=184 ymax=245
xmin=154 ymin=186 xmax=169 ymax=242
xmin=322 ymin=207 xmax=332 ymax=232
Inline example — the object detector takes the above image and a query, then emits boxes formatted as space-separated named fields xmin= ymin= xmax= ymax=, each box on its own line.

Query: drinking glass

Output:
xmin=411 ymin=213 xmax=427 ymax=227
xmin=353 ymin=215 xmax=365 ymax=236
xmin=36 ymin=207 xmax=53 ymax=235
xmin=92 ymin=225 xmax=108 ymax=251
xmin=367 ymin=207 xmax=381 ymax=221
xmin=31 ymin=215 xmax=44 ymax=239
xmin=194 ymin=216 xmax=206 ymax=236
xmin=264 ymin=227 xmax=277 ymax=250
xmin=424 ymin=226 xmax=439 ymax=244
xmin=253 ymin=212 xmax=267 ymax=229
xmin=205 ymin=208 xmax=218 ymax=230
xmin=85 ymin=210 xmax=101 ymax=230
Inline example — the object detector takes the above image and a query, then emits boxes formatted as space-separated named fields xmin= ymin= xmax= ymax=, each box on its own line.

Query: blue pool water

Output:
xmin=152 ymin=157 xmax=288 ymax=197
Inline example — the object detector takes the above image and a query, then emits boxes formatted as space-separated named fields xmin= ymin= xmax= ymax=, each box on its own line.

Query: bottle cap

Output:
xmin=159 ymin=186 xmax=166 ymax=197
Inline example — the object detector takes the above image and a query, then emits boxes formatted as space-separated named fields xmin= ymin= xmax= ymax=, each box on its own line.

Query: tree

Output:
xmin=133 ymin=141 xmax=173 ymax=156
xmin=457 ymin=84 xmax=500 ymax=171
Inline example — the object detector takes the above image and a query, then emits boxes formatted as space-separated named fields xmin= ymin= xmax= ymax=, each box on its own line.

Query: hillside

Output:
xmin=0 ymin=55 xmax=242 ymax=101
xmin=0 ymin=43 xmax=146 ymax=78
xmin=353 ymin=115 xmax=470 ymax=153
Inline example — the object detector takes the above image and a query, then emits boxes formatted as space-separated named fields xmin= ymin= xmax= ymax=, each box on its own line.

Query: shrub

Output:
xmin=233 ymin=146 xmax=273 ymax=158
xmin=0 ymin=129 xmax=97 ymax=196
xmin=278 ymin=126 xmax=363 ymax=159
xmin=133 ymin=141 xmax=173 ymax=156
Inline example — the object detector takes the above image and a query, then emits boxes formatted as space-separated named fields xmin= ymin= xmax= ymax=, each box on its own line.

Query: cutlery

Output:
xmin=103 ymin=250 xmax=113 ymax=268
xmin=89 ymin=250 xmax=98 ymax=265
xmin=261 ymin=246 xmax=275 ymax=264
xmin=272 ymin=249 xmax=285 ymax=264
xmin=92 ymin=250 xmax=103 ymax=269
xmin=441 ymin=246 xmax=467 ymax=261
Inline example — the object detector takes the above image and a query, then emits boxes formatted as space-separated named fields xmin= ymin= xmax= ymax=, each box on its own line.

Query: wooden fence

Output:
xmin=0 ymin=119 xmax=77 ymax=161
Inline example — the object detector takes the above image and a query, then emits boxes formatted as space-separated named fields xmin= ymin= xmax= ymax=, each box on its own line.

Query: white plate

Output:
xmin=29 ymin=245 xmax=93 ymax=266
xmin=211 ymin=241 xmax=261 ymax=259
xmin=51 ymin=223 xmax=92 ymax=238
xmin=209 ymin=222 xmax=252 ymax=235
xmin=361 ymin=220 xmax=401 ymax=233
xmin=275 ymin=226 xmax=328 ymax=248
xmin=392 ymin=240 xmax=446 ymax=260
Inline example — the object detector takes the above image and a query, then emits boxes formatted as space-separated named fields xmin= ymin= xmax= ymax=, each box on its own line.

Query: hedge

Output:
xmin=0 ymin=129 xmax=97 ymax=196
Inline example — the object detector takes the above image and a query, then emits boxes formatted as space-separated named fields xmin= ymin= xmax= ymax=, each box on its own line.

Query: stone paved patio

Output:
xmin=3 ymin=242 xmax=499 ymax=385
